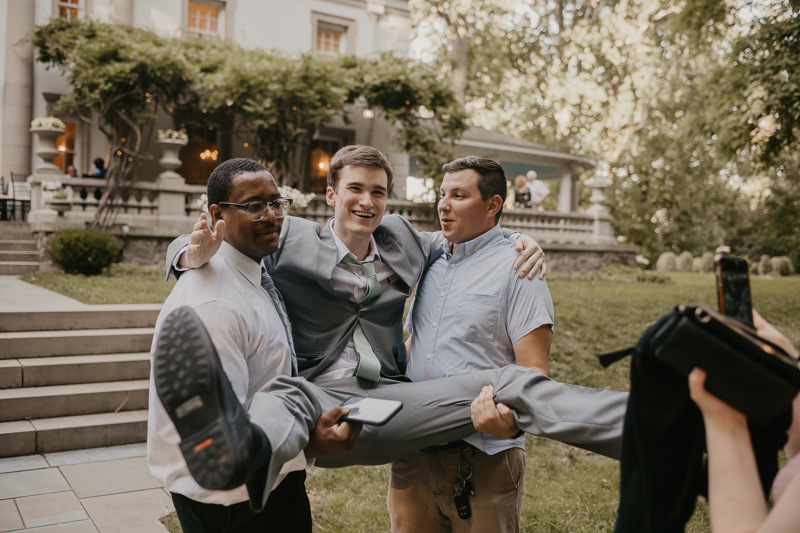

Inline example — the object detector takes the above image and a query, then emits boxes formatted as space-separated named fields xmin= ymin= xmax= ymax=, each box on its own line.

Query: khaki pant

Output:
xmin=387 ymin=443 xmax=526 ymax=533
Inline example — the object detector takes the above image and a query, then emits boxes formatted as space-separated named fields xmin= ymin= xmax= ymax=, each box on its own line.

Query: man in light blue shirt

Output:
xmin=388 ymin=156 xmax=554 ymax=533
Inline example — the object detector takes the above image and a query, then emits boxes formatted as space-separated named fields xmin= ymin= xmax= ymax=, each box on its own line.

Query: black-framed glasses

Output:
xmin=218 ymin=198 xmax=294 ymax=220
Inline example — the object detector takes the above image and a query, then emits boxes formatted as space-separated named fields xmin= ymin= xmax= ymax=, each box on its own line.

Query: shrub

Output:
xmin=656 ymin=252 xmax=677 ymax=272
xmin=770 ymin=256 xmax=793 ymax=276
xmin=758 ymin=254 xmax=772 ymax=276
xmin=594 ymin=265 xmax=671 ymax=283
xmin=748 ymin=257 xmax=760 ymax=274
xmin=695 ymin=252 xmax=714 ymax=273
xmin=675 ymin=251 xmax=694 ymax=272
xmin=46 ymin=229 xmax=120 ymax=275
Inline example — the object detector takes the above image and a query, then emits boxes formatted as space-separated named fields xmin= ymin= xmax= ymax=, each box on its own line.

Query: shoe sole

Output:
xmin=154 ymin=306 xmax=250 ymax=490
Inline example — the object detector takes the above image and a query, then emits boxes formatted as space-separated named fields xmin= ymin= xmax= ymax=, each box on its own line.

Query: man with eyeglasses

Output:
xmin=155 ymin=146 xmax=627 ymax=516
xmin=147 ymin=159 xmax=363 ymax=533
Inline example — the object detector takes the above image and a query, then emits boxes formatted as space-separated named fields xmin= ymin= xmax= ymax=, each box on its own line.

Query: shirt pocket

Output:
xmin=453 ymin=293 xmax=501 ymax=342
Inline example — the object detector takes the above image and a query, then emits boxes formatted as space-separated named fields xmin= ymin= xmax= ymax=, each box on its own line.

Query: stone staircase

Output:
xmin=0 ymin=222 xmax=39 ymax=275
xmin=0 ymin=305 xmax=161 ymax=457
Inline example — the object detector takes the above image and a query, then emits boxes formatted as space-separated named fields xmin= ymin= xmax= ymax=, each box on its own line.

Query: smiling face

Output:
xmin=326 ymin=165 xmax=388 ymax=250
xmin=209 ymin=170 xmax=282 ymax=262
xmin=438 ymin=169 xmax=503 ymax=245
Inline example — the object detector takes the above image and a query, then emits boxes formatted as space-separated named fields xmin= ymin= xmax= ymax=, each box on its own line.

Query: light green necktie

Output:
xmin=341 ymin=254 xmax=383 ymax=381
xmin=341 ymin=254 xmax=382 ymax=305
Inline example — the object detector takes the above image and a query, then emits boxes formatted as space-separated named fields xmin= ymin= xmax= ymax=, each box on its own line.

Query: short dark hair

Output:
xmin=207 ymin=158 xmax=269 ymax=206
xmin=94 ymin=158 xmax=105 ymax=169
xmin=442 ymin=156 xmax=507 ymax=223
xmin=328 ymin=145 xmax=393 ymax=192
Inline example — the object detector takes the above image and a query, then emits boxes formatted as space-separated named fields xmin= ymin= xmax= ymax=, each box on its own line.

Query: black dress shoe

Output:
xmin=153 ymin=306 xmax=254 ymax=490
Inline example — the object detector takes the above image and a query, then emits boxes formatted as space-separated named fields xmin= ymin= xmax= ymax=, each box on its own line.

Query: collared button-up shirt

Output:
xmin=404 ymin=224 xmax=554 ymax=455
xmin=314 ymin=220 xmax=397 ymax=381
xmin=148 ymin=241 xmax=305 ymax=506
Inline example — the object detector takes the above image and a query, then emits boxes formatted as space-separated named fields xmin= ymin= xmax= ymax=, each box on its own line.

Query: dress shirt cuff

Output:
xmin=172 ymin=245 xmax=190 ymax=272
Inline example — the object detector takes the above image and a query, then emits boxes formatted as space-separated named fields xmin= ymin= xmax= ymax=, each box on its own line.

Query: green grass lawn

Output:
xmin=20 ymin=264 xmax=176 ymax=304
xmin=24 ymin=269 xmax=800 ymax=532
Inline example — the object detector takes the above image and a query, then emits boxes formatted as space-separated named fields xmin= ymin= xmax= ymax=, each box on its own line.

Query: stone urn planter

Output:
xmin=156 ymin=138 xmax=187 ymax=186
xmin=30 ymin=126 xmax=65 ymax=174
xmin=47 ymin=198 xmax=72 ymax=217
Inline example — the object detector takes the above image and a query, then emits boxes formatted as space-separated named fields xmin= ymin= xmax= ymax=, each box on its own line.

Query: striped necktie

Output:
xmin=260 ymin=270 xmax=298 ymax=377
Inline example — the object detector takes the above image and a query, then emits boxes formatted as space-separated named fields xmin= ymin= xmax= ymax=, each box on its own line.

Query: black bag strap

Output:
xmin=597 ymin=347 xmax=635 ymax=368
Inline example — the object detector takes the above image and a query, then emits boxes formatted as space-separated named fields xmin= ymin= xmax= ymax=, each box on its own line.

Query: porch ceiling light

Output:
xmin=363 ymin=109 xmax=374 ymax=119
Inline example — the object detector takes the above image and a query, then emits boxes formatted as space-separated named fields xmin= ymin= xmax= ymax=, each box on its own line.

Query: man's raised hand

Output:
xmin=513 ymin=234 xmax=547 ymax=280
xmin=303 ymin=405 xmax=363 ymax=460
xmin=179 ymin=213 xmax=225 ymax=269
xmin=471 ymin=385 xmax=520 ymax=439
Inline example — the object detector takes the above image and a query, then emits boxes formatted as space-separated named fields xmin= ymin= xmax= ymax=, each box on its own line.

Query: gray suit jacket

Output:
xmin=167 ymin=214 xmax=445 ymax=380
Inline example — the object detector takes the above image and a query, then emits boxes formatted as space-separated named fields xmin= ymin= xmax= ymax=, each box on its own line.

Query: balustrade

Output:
xmin=24 ymin=174 xmax=616 ymax=247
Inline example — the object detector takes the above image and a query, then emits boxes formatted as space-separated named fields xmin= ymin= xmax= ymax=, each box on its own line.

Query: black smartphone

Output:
xmin=714 ymin=254 xmax=754 ymax=327
xmin=341 ymin=396 xmax=403 ymax=426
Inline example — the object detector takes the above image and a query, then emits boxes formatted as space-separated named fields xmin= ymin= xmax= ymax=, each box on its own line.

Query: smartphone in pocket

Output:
xmin=714 ymin=254 xmax=754 ymax=327
xmin=341 ymin=396 xmax=403 ymax=426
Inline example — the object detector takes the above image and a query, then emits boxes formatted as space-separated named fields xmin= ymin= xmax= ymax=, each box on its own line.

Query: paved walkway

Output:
xmin=0 ymin=444 xmax=174 ymax=533
xmin=0 ymin=277 xmax=87 ymax=308
xmin=0 ymin=278 xmax=172 ymax=532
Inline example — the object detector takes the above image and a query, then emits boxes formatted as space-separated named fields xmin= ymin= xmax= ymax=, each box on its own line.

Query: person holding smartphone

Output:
xmin=689 ymin=311 xmax=800 ymax=533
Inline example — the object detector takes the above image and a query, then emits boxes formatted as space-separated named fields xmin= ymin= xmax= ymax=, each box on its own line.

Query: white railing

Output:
xmin=26 ymin=174 xmax=616 ymax=246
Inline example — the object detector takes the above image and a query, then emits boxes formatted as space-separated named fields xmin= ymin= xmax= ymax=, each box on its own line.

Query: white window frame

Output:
xmin=184 ymin=0 xmax=226 ymax=40
xmin=54 ymin=0 xmax=88 ymax=20
xmin=311 ymin=12 xmax=356 ymax=56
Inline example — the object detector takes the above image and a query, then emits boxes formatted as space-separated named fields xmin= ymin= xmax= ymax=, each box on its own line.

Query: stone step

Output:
xmin=0 ymin=240 xmax=38 ymax=251
xmin=0 ymin=327 xmax=155 ymax=358
xmin=0 ymin=222 xmax=31 ymax=232
xmin=0 ymin=380 xmax=149 ymax=422
xmin=0 ymin=231 xmax=35 ymax=240
xmin=0 ymin=410 xmax=148 ymax=457
xmin=0 ymin=250 xmax=39 ymax=262
xmin=0 ymin=353 xmax=151 ymax=389
xmin=0 ymin=304 xmax=161 ymax=332
xmin=0 ymin=262 xmax=39 ymax=275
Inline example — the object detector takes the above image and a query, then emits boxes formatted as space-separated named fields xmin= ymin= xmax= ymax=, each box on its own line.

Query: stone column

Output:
xmin=584 ymin=161 xmax=616 ymax=245
xmin=156 ymin=139 xmax=187 ymax=217
xmin=2 ymin=0 xmax=36 ymax=179
xmin=558 ymin=167 xmax=573 ymax=213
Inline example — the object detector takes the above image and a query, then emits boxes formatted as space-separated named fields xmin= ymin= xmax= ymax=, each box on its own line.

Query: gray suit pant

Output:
xmin=247 ymin=365 xmax=628 ymax=507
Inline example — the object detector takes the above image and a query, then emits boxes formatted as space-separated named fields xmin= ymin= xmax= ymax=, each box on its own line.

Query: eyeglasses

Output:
xmin=218 ymin=198 xmax=294 ymax=220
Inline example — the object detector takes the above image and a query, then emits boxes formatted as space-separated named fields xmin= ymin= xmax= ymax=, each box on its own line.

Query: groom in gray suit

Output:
xmin=159 ymin=146 xmax=628 ymax=511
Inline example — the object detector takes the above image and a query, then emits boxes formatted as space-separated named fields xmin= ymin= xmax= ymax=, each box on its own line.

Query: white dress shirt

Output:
xmin=148 ymin=241 xmax=305 ymax=506
xmin=313 ymin=221 xmax=397 ymax=381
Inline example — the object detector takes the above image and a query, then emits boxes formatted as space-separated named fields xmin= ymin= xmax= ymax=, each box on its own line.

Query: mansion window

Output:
xmin=316 ymin=23 xmax=345 ymax=54
xmin=57 ymin=0 xmax=81 ymax=20
xmin=53 ymin=122 xmax=76 ymax=175
xmin=187 ymin=1 xmax=221 ymax=40
xmin=312 ymin=13 xmax=354 ymax=56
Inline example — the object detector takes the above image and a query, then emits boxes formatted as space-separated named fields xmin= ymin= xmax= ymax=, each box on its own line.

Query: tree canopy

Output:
xmin=31 ymin=18 xmax=466 ymax=194
xmin=411 ymin=0 xmax=800 ymax=267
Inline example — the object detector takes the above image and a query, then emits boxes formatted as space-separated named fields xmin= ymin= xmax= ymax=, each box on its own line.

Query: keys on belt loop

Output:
xmin=453 ymin=445 xmax=475 ymax=520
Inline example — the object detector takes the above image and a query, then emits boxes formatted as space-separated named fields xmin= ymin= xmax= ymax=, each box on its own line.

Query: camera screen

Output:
xmin=721 ymin=268 xmax=753 ymax=326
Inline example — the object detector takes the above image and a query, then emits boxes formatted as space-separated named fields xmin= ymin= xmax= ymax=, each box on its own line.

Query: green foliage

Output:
xmin=759 ymin=254 xmax=773 ymax=276
xmin=347 ymin=53 xmax=467 ymax=184
xmin=410 ymin=0 xmax=800 ymax=261
xmin=31 ymin=19 xmax=465 ymax=188
xmin=594 ymin=265 xmax=671 ymax=283
xmin=771 ymin=256 xmax=794 ymax=276
xmin=45 ymin=229 xmax=120 ymax=276
xmin=656 ymin=252 xmax=677 ymax=272
xmin=700 ymin=3 xmax=800 ymax=166
xmin=676 ymin=251 xmax=694 ymax=272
